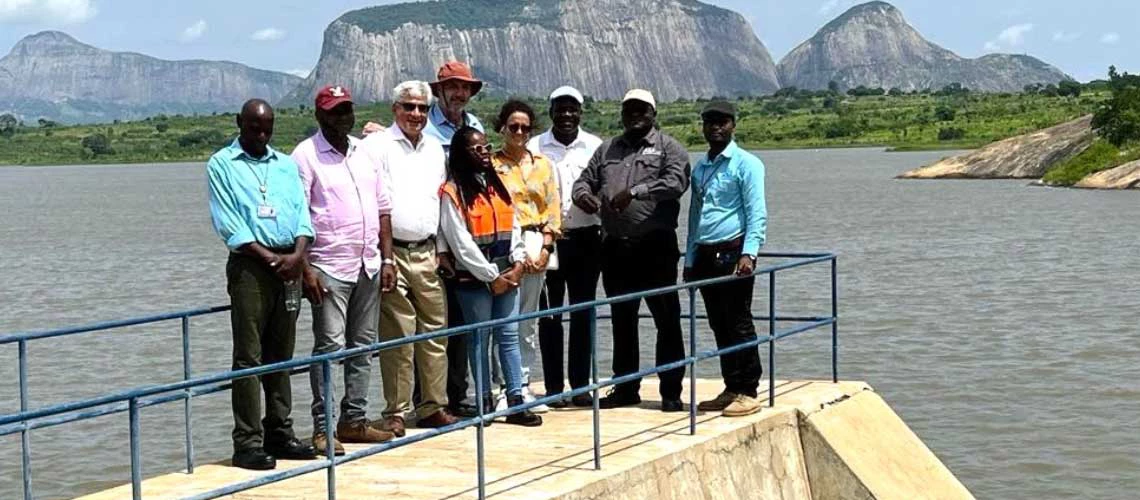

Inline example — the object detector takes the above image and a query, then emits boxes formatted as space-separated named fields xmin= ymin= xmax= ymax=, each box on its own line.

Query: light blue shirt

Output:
xmin=685 ymin=141 xmax=767 ymax=267
xmin=423 ymin=104 xmax=484 ymax=154
xmin=207 ymin=139 xmax=314 ymax=251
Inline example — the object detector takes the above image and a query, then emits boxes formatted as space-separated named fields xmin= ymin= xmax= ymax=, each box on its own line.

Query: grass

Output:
xmin=0 ymin=91 xmax=1105 ymax=166
xmin=1041 ymin=140 xmax=1140 ymax=186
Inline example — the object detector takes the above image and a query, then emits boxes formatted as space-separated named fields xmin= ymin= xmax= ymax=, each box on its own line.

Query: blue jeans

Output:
xmin=454 ymin=284 xmax=524 ymax=398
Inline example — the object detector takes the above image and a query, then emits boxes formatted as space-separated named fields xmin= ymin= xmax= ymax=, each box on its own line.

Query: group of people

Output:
xmin=206 ymin=60 xmax=768 ymax=471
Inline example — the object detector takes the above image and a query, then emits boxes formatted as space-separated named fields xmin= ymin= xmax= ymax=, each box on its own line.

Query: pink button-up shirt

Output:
xmin=294 ymin=132 xmax=392 ymax=282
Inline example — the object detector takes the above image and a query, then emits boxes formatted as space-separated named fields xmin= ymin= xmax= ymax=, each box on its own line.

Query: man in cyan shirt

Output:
xmin=683 ymin=100 xmax=767 ymax=418
xmin=207 ymin=99 xmax=318 ymax=470
xmin=293 ymin=86 xmax=396 ymax=455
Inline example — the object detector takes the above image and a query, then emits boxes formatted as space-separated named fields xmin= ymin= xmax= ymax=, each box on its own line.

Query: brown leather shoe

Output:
xmin=372 ymin=415 xmax=406 ymax=438
xmin=312 ymin=433 xmax=345 ymax=456
xmin=336 ymin=421 xmax=394 ymax=443
xmin=417 ymin=409 xmax=459 ymax=429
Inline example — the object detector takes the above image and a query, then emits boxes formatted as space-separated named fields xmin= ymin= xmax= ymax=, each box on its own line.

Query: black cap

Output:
xmin=700 ymin=100 xmax=737 ymax=119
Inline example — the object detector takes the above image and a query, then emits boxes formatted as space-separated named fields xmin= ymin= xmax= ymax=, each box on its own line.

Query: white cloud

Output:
xmin=998 ymin=23 xmax=1033 ymax=46
xmin=984 ymin=23 xmax=1033 ymax=52
xmin=1100 ymin=32 xmax=1120 ymax=44
xmin=250 ymin=28 xmax=285 ymax=42
xmin=1051 ymin=31 xmax=1081 ymax=43
xmin=0 ymin=0 xmax=96 ymax=24
xmin=286 ymin=69 xmax=310 ymax=78
xmin=180 ymin=19 xmax=207 ymax=42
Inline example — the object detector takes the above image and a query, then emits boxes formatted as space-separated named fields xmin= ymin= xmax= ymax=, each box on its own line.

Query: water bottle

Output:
xmin=284 ymin=279 xmax=302 ymax=312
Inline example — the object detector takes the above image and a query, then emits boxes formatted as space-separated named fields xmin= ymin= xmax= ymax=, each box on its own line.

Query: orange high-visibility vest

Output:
xmin=440 ymin=180 xmax=515 ymax=264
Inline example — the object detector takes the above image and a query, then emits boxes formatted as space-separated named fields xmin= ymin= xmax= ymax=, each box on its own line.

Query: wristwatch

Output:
xmin=382 ymin=258 xmax=396 ymax=267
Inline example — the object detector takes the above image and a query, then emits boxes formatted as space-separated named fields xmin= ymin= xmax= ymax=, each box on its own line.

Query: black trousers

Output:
xmin=601 ymin=230 xmax=686 ymax=400
xmin=538 ymin=226 xmax=603 ymax=395
xmin=690 ymin=242 xmax=762 ymax=397
xmin=444 ymin=279 xmax=469 ymax=406
xmin=226 ymin=253 xmax=298 ymax=452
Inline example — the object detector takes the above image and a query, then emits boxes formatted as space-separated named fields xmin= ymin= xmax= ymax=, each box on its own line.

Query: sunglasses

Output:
xmin=470 ymin=144 xmax=493 ymax=155
xmin=398 ymin=102 xmax=430 ymax=113
xmin=506 ymin=123 xmax=533 ymax=134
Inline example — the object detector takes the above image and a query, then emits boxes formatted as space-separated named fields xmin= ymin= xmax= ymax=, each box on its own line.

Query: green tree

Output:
xmin=0 ymin=113 xmax=16 ymax=138
xmin=81 ymin=134 xmax=115 ymax=155
xmin=937 ymin=127 xmax=966 ymax=141
xmin=155 ymin=122 xmax=170 ymax=133
xmin=37 ymin=118 xmax=57 ymax=128
xmin=1058 ymin=80 xmax=1082 ymax=97
xmin=934 ymin=105 xmax=956 ymax=122
xmin=828 ymin=80 xmax=841 ymax=95
xmin=888 ymin=87 xmax=904 ymax=97
xmin=1091 ymin=66 xmax=1140 ymax=147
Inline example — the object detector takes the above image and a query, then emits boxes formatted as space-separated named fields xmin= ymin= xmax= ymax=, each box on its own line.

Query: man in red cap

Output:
xmin=293 ymin=85 xmax=397 ymax=455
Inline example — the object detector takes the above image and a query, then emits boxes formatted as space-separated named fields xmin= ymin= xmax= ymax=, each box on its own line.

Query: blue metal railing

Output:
xmin=1 ymin=251 xmax=838 ymax=500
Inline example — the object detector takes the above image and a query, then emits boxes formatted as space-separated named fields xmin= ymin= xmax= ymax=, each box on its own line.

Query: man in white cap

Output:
xmin=571 ymin=89 xmax=691 ymax=413
xmin=528 ymin=86 xmax=603 ymax=408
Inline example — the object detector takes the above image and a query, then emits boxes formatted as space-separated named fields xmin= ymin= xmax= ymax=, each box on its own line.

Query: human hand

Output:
xmin=436 ymin=253 xmax=456 ymax=278
xmin=735 ymin=256 xmax=756 ymax=276
xmin=275 ymin=252 xmax=305 ymax=279
xmin=362 ymin=121 xmax=385 ymax=136
xmin=302 ymin=267 xmax=326 ymax=305
xmin=575 ymin=193 xmax=601 ymax=214
xmin=381 ymin=263 xmax=396 ymax=292
xmin=610 ymin=189 xmax=634 ymax=212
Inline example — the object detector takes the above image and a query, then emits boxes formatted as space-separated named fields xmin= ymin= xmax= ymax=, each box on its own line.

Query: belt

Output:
xmin=695 ymin=236 xmax=744 ymax=253
xmin=520 ymin=224 xmax=545 ymax=232
xmin=393 ymin=236 xmax=435 ymax=249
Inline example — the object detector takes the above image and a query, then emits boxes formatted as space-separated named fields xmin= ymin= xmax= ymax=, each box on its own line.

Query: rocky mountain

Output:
xmin=777 ymin=1 xmax=1069 ymax=92
xmin=0 ymin=31 xmax=301 ymax=123
xmin=282 ymin=0 xmax=780 ymax=105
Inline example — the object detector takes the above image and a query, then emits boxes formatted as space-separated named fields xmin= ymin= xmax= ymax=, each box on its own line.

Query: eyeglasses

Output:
xmin=470 ymin=144 xmax=493 ymax=155
xmin=507 ymin=123 xmax=533 ymax=134
xmin=398 ymin=102 xmax=430 ymax=113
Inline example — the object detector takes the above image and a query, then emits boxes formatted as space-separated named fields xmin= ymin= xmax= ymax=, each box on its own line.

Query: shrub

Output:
xmin=1091 ymin=66 xmax=1140 ymax=147
xmin=1042 ymin=140 xmax=1140 ymax=185
xmin=81 ymin=134 xmax=115 ymax=155
xmin=177 ymin=128 xmax=226 ymax=148
xmin=937 ymin=127 xmax=966 ymax=141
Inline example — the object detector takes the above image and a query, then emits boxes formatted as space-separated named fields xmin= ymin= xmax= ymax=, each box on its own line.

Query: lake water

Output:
xmin=1 ymin=148 xmax=1138 ymax=499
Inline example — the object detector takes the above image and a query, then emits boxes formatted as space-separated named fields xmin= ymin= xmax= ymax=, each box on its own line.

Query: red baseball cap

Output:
xmin=315 ymin=85 xmax=353 ymax=110
xmin=429 ymin=61 xmax=483 ymax=96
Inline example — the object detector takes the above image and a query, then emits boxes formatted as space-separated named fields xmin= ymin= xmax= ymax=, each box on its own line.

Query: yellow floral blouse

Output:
xmin=493 ymin=150 xmax=562 ymax=237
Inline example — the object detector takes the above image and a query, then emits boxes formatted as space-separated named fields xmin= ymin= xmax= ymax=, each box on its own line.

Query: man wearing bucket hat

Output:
xmin=572 ymin=89 xmax=690 ymax=413
xmin=423 ymin=60 xmax=485 ymax=154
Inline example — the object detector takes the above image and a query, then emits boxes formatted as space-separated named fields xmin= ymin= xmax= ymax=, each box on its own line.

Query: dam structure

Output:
xmin=1 ymin=252 xmax=974 ymax=499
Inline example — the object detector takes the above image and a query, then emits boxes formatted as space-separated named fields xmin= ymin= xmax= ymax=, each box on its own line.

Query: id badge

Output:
xmin=257 ymin=204 xmax=277 ymax=219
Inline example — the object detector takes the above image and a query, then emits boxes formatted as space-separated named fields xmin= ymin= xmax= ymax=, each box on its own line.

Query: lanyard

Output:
xmin=695 ymin=157 xmax=726 ymax=200
xmin=245 ymin=159 xmax=270 ymax=201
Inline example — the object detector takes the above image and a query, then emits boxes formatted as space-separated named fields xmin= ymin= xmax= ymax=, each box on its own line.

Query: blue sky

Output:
xmin=0 ymin=0 xmax=1135 ymax=82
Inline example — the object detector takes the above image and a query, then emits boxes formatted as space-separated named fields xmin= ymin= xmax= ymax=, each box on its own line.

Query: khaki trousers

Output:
xmin=379 ymin=244 xmax=449 ymax=419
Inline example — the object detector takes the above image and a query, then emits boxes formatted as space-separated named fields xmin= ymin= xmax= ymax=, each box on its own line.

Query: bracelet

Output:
xmin=382 ymin=258 xmax=396 ymax=266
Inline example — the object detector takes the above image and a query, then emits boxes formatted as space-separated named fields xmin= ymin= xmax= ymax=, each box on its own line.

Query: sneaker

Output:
xmin=494 ymin=392 xmax=508 ymax=413
xmin=697 ymin=391 xmax=738 ymax=412
xmin=722 ymin=394 xmax=762 ymax=417
xmin=522 ymin=386 xmax=550 ymax=414
xmin=336 ymin=421 xmax=395 ymax=443
xmin=312 ymin=432 xmax=345 ymax=457
xmin=598 ymin=388 xmax=641 ymax=409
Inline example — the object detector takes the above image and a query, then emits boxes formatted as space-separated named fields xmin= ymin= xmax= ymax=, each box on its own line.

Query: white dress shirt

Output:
xmin=527 ymin=128 xmax=603 ymax=230
xmin=363 ymin=125 xmax=447 ymax=242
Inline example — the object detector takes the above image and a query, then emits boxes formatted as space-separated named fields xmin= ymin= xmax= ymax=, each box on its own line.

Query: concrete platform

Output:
xmin=79 ymin=379 xmax=972 ymax=500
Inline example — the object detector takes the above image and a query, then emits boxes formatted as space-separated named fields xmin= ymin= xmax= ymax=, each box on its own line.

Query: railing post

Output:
xmin=768 ymin=272 xmax=776 ymax=407
xmin=181 ymin=316 xmax=195 ymax=473
xmin=322 ymin=360 xmax=335 ymax=500
xmin=687 ymin=290 xmax=697 ymax=436
xmin=831 ymin=257 xmax=839 ymax=383
xmin=129 ymin=397 xmax=142 ymax=500
xmin=589 ymin=306 xmax=601 ymax=471
xmin=474 ymin=329 xmax=486 ymax=500
xmin=19 ymin=340 xmax=32 ymax=500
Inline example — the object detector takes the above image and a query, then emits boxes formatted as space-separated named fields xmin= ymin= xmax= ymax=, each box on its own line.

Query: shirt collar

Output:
xmin=617 ymin=127 xmax=659 ymax=148
xmin=314 ymin=131 xmax=358 ymax=157
xmin=540 ymin=128 xmax=587 ymax=149
xmin=697 ymin=141 xmax=739 ymax=168
xmin=389 ymin=125 xmax=425 ymax=150
xmin=229 ymin=139 xmax=278 ymax=162
xmin=429 ymin=104 xmax=469 ymax=130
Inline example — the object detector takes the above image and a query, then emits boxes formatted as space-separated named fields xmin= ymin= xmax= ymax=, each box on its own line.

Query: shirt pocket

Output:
xmin=632 ymin=154 xmax=663 ymax=184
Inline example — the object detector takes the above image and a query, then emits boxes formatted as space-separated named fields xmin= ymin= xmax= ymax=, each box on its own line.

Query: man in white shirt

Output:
xmin=527 ymin=86 xmax=604 ymax=408
xmin=366 ymin=80 xmax=457 ymax=436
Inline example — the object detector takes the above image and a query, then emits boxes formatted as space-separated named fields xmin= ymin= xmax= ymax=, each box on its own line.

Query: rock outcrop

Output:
xmin=282 ymin=0 xmax=780 ymax=104
xmin=778 ymin=1 xmax=1069 ymax=92
xmin=0 ymin=31 xmax=301 ymax=123
xmin=897 ymin=115 xmax=1094 ymax=179
xmin=1074 ymin=160 xmax=1140 ymax=189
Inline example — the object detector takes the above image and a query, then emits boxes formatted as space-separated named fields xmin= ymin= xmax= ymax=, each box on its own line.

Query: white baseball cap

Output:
xmin=549 ymin=86 xmax=584 ymax=104
xmin=622 ymin=89 xmax=656 ymax=110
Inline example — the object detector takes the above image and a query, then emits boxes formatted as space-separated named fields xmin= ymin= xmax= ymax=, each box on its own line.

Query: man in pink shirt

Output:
xmin=294 ymin=85 xmax=396 ymax=455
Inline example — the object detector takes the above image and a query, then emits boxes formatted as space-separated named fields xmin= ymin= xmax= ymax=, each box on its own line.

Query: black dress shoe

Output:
xmin=661 ymin=399 xmax=684 ymax=413
xmin=265 ymin=437 xmax=318 ymax=460
xmin=598 ymin=389 xmax=641 ymax=409
xmin=547 ymin=398 xmax=570 ymax=409
xmin=232 ymin=448 xmax=276 ymax=470
xmin=571 ymin=394 xmax=594 ymax=407
xmin=449 ymin=402 xmax=479 ymax=418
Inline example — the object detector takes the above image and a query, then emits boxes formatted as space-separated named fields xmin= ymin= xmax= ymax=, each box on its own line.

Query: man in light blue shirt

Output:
xmin=206 ymin=99 xmax=317 ymax=471
xmin=683 ymin=100 xmax=766 ymax=418
xmin=423 ymin=60 xmax=485 ymax=154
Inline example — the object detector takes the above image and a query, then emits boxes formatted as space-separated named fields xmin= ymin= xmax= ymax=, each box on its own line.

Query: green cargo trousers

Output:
xmin=226 ymin=253 xmax=299 ymax=452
